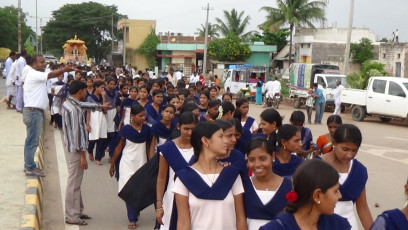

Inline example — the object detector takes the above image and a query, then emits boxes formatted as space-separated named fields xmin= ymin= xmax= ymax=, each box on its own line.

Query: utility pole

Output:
xmin=123 ymin=19 xmax=127 ymax=66
xmin=17 ymin=0 xmax=22 ymax=52
xmin=35 ymin=0 xmax=38 ymax=53
xmin=202 ymin=3 xmax=213 ymax=76
xmin=111 ymin=14 xmax=114 ymax=52
xmin=343 ymin=0 xmax=355 ymax=75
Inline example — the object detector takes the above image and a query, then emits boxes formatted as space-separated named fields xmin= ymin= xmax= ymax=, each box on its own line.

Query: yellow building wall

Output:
xmin=171 ymin=50 xmax=197 ymax=64
xmin=118 ymin=19 xmax=156 ymax=69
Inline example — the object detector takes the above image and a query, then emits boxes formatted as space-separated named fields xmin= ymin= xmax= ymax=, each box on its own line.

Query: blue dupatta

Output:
xmin=371 ymin=209 xmax=408 ymax=230
xmin=145 ymin=102 xmax=162 ymax=125
xmin=118 ymin=124 xmax=152 ymax=144
xmin=339 ymin=159 xmax=368 ymax=202
xmin=243 ymin=116 xmax=255 ymax=130
xmin=273 ymin=155 xmax=304 ymax=177
xmin=104 ymin=88 xmax=119 ymax=110
xmin=151 ymin=121 xmax=175 ymax=141
xmin=234 ymin=127 xmax=253 ymax=154
xmin=260 ymin=212 xmax=351 ymax=230
xmin=244 ymin=177 xmax=291 ymax=220
xmin=314 ymin=157 xmax=367 ymax=203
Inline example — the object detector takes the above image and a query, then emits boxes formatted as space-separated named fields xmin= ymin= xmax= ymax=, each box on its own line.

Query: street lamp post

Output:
xmin=30 ymin=16 xmax=50 ymax=54
xmin=40 ymin=18 xmax=43 ymax=54
xmin=35 ymin=0 xmax=38 ymax=53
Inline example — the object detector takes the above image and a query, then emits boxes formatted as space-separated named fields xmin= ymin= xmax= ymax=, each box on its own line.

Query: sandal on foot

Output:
xmin=96 ymin=161 xmax=103 ymax=165
xmin=88 ymin=154 xmax=94 ymax=161
xmin=128 ymin=222 xmax=137 ymax=229
xmin=80 ymin=214 xmax=92 ymax=219
xmin=65 ymin=220 xmax=88 ymax=226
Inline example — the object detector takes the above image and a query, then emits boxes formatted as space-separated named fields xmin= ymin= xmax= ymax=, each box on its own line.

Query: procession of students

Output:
xmin=55 ymin=64 xmax=407 ymax=230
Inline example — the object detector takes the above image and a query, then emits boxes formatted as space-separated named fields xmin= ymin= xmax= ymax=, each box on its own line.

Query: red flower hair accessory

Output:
xmin=286 ymin=178 xmax=298 ymax=202
xmin=285 ymin=190 xmax=298 ymax=202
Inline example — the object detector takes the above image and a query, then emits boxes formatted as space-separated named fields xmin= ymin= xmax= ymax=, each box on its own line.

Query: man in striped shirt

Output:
xmin=62 ymin=80 xmax=109 ymax=225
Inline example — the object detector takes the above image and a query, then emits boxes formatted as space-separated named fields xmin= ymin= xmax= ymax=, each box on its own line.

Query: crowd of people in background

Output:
xmin=3 ymin=50 xmax=407 ymax=229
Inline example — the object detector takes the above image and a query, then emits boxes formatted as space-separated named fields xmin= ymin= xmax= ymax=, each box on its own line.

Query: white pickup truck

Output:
xmin=341 ymin=76 xmax=408 ymax=122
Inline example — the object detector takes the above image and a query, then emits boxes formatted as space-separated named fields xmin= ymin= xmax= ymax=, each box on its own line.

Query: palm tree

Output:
xmin=196 ymin=23 xmax=219 ymax=37
xmin=215 ymin=9 xmax=254 ymax=40
xmin=260 ymin=0 xmax=326 ymax=64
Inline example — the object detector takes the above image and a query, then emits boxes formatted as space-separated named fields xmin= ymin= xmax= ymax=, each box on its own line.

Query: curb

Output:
xmin=20 ymin=125 xmax=45 ymax=230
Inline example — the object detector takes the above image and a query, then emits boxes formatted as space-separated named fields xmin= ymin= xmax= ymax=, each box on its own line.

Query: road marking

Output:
xmin=360 ymin=143 xmax=408 ymax=165
xmin=385 ymin=136 xmax=408 ymax=141
xmin=54 ymin=129 xmax=79 ymax=230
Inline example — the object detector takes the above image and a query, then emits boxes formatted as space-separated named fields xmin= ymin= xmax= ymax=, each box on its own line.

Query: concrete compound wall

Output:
xmin=20 ymin=126 xmax=44 ymax=230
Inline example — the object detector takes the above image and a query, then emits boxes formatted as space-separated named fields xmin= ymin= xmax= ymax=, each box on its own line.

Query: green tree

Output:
xmin=348 ymin=61 xmax=388 ymax=89
xmin=0 ymin=6 xmax=35 ymax=51
xmin=207 ymin=34 xmax=252 ymax=61
xmin=24 ymin=38 xmax=35 ymax=56
xmin=196 ymin=23 xmax=219 ymax=37
xmin=350 ymin=38 xmax=374 ymax=64
xmin=260 ymin=0 xmax=326 ymax=64
xmin=138 ymin=32 xmax=160 ymax=68
xmin=378 ymin=37 xmax=388 ymax=42
xmin=250 ymin=29 xmax=290 ymax=52
xmin=215 ymin=9 xmax=255 ymax=41
xmin=42 ymin=2 xmax=123 ymax=63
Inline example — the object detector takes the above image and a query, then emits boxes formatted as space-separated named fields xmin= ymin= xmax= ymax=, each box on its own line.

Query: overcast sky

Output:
xmin=2 ymin=0 xmax=406 ymax=42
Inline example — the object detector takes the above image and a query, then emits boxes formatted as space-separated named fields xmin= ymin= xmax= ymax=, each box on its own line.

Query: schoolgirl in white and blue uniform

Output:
xmin=243 ymin=138 xmax=291 ymax=230
xmin=173 ymin=122 xmax=246 ymax=230
xmin=319 ymin=124 xmax=373 ymax=230
xmin=155 ymin=111 xmax=198 ymax=230
xmin=109 ymin=103 xmax=152 ymax=229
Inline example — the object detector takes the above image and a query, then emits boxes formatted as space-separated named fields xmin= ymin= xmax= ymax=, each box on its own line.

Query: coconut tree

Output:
xmin=215 ymin=9 xmax=255 ymax=41
xmin=260 ymin=0 xmax=326 ymax=64
xmin=196 ymin=23 xmax=220 ymax=37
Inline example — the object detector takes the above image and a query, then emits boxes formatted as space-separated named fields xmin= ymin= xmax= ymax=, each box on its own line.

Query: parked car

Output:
xmin=341 ymin=76 xmax=408 ymax=122
xmin=44 ymin=54 xmax=58 ymax=63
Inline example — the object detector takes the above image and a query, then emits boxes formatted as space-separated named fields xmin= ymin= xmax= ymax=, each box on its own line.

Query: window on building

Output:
xmin=383 ymin=53 xmax=386 ymax=58
xmin=398 ymin=54 xmax=401 ymax=59
xmin=372 ymin=79 xmax=386 ymax=94
xmin=388 ymin=81 xmax=406 ymax=97
xmin=301 ymin=44 xmax=304 ymax=48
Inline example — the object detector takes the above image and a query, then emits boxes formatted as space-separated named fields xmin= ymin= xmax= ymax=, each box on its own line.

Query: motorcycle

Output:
xmin=265 ymin=92 xmax=280 ymax=109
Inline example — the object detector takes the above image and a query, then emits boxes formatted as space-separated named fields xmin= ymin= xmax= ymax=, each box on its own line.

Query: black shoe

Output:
xmin=25 ymin=168 xmax=45 ymax=177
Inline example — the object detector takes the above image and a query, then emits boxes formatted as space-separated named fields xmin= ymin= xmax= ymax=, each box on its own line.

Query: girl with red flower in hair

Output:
xmin=260 ymin=159 xmax=351 ymax=230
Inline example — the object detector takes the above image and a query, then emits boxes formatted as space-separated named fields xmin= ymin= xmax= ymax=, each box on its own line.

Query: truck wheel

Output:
xmin=380 ymin=117 xmax=391 ymax=122
xmin=351 ymin=106 xmax=366 ymax=121
xmin=293 ymin=98 xmax=301 ymax=108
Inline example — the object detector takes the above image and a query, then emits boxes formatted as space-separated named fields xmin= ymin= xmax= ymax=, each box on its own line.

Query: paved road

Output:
xmin=41 ymin=101 xmax=408 ymax=230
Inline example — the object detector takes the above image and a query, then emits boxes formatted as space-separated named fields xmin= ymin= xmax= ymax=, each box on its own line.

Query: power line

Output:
xmin=62 ymin=15 xmax=116 ymax=23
